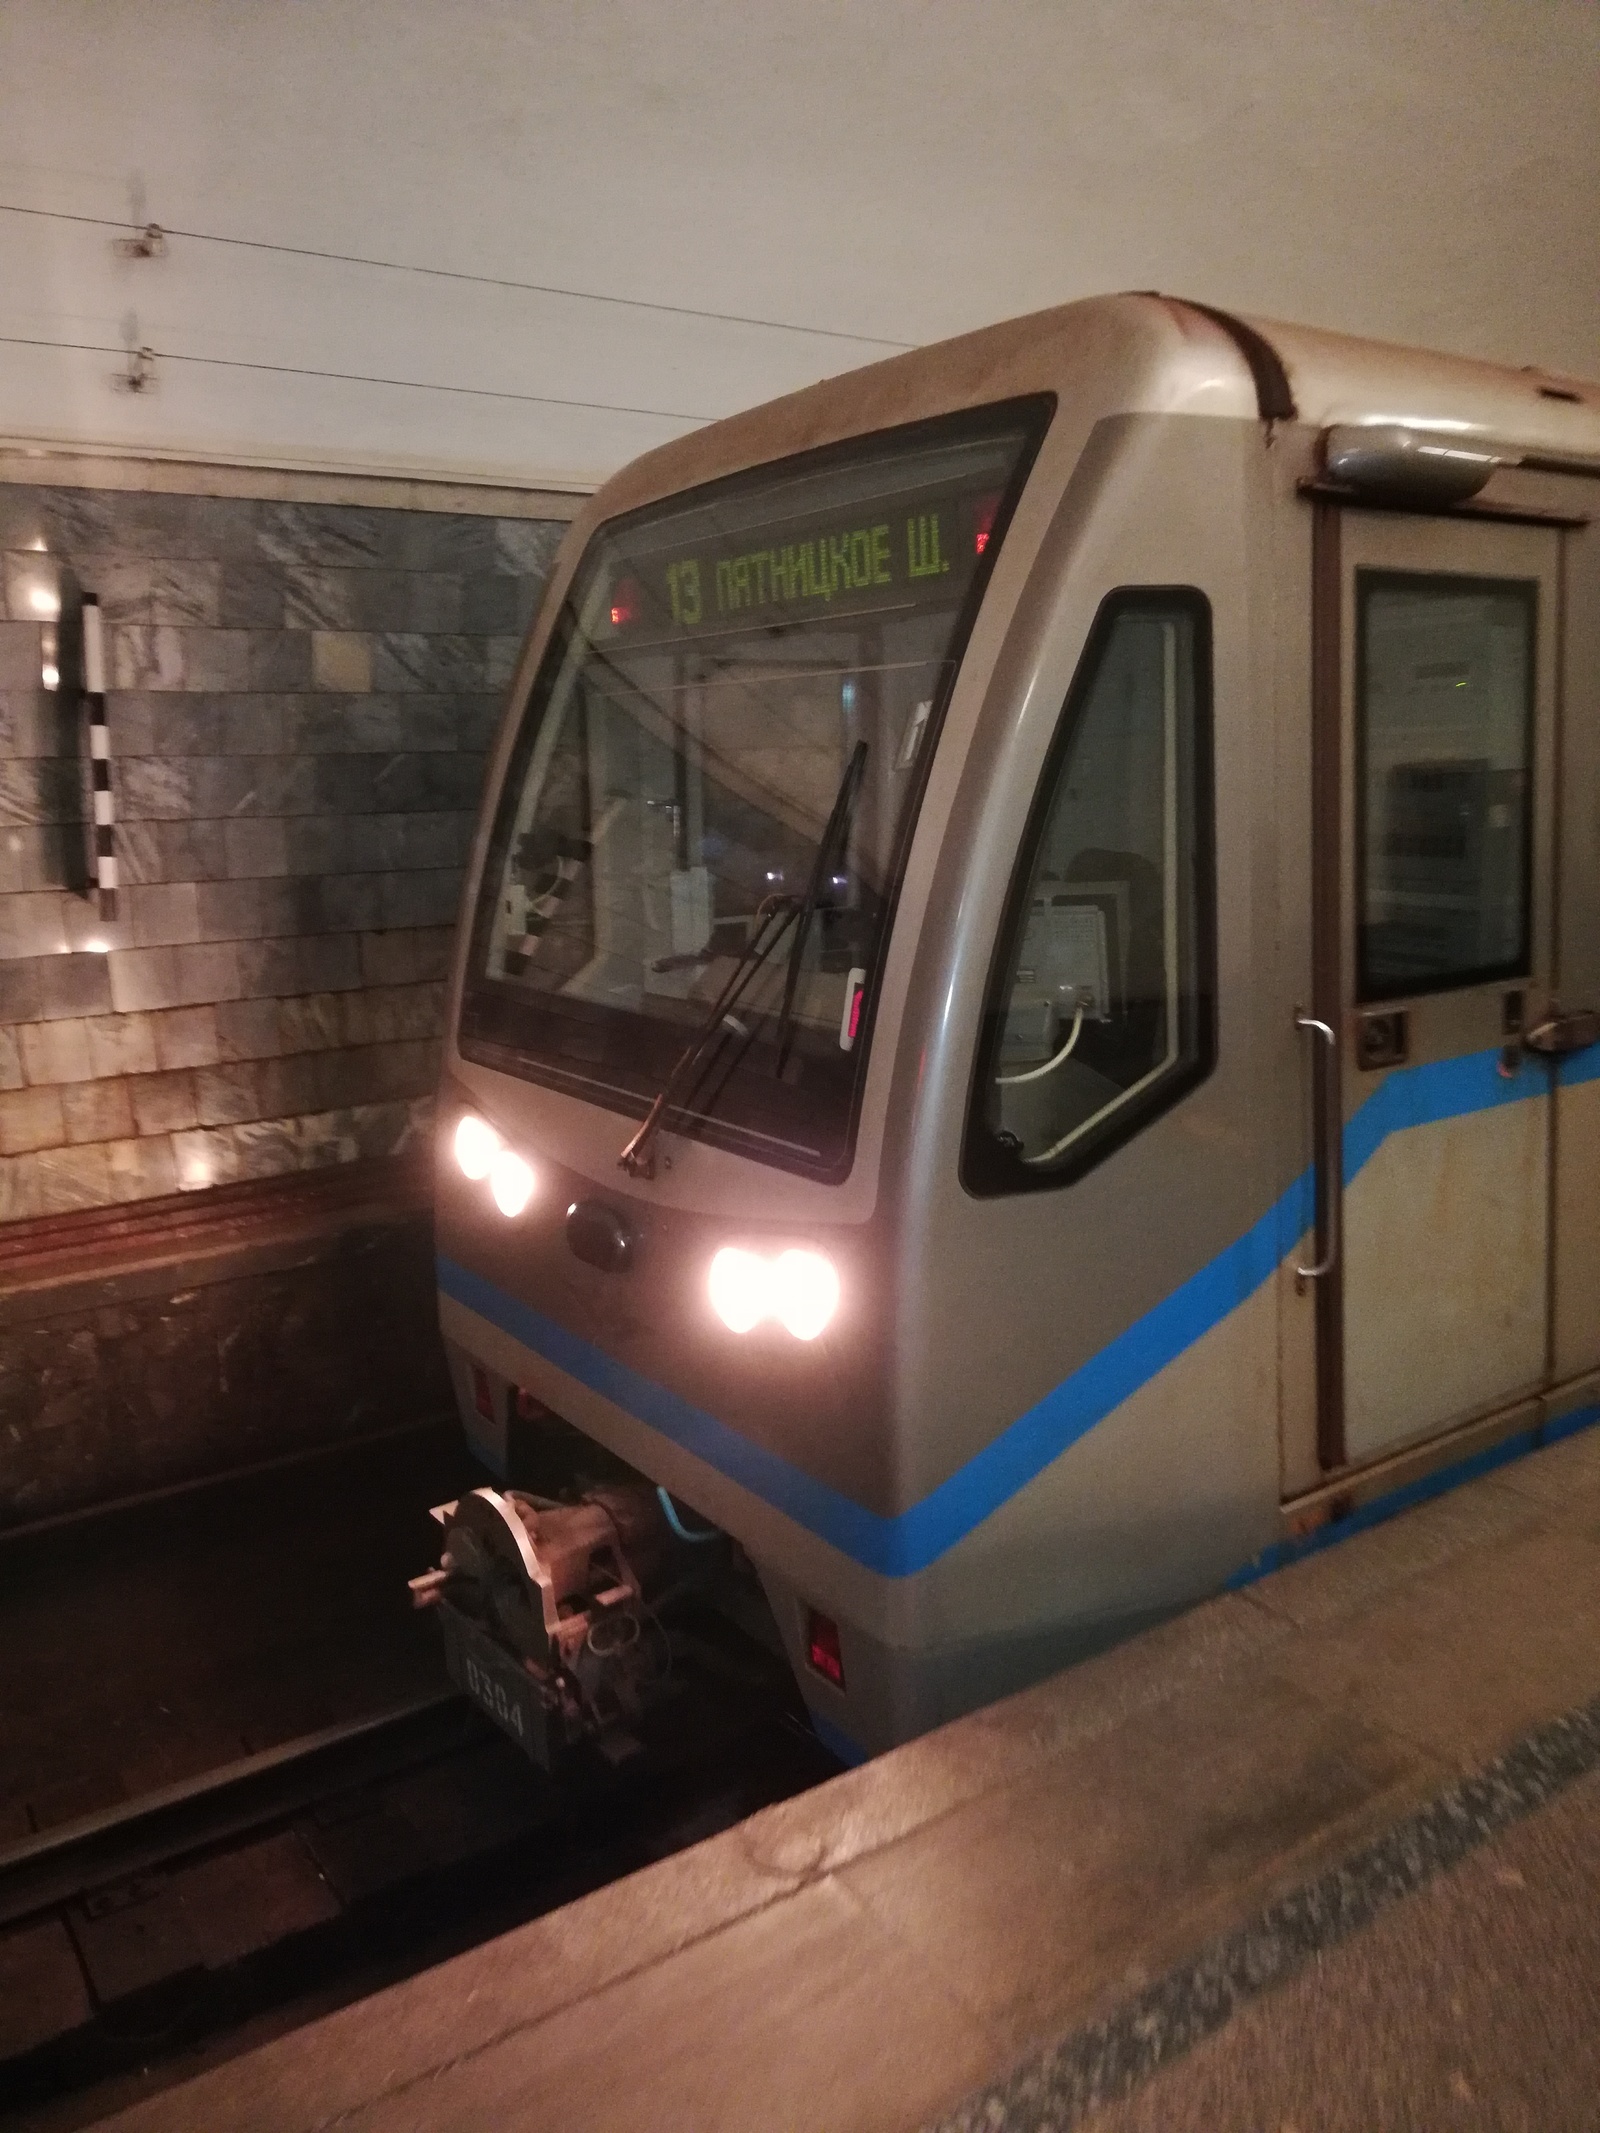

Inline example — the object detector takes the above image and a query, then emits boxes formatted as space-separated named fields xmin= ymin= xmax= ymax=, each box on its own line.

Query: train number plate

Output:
xmin=437 ymin=1603 xmax=557 ymax=1767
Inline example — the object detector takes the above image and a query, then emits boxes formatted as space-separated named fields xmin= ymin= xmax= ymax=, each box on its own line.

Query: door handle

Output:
xmin=1524 ymin=1008 xmax=1600 ymax=1058
xmin=1295 ymin=1011 xmax=1340 ymax=1288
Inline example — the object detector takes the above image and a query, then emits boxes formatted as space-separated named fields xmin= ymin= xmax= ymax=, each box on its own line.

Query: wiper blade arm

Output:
xmin=618 ymin=894 xmax=798 ymax=1179
xmin=773 ymin=739 xmax=869 ymax=1074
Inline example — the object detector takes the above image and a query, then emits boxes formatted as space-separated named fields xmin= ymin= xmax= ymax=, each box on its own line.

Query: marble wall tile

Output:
xmin=316 ymin=871 xmax=385 ymax=932
xmin=151 ymin=1004 xmax=220 ymax=1072
xmin=220 ymin=697 xmax=291 ymax=755
xmin=0 ymin=826 xmax=74 ymax=894
xmin=246 ymin=631 xmax=313 ymax=691
xmin=109 ymin=623 xmax=188 ymax=691
xmin=0 ymin=956 xmax=44 ymax=1022
xmin=77 ymin=557 xmax=221 ymax=627
xmin=62 ymin=1078 xmax=136 ymax=1145
xmin=104 ymin=1132 xmax=179 ymax=1203
xmin=173 ymin=940 xmax=242 ymax=1005
xmin=282 ymin=565 xmax=360 ymax=630
xmin=284 ymin=816 xmax=351 ymax=877
xmin=0 ymin=690 xmax=75 ymax=758
xmin=108 ymin=945 xmax=180 ymax=1013
xmin=29 ymin=1140 xmax=113 ymax=1212
xmin=0 ymin=889 xmax=71 ymax=959
xmin=214 ymin=996 xmax=285 ymax=1062
xmin=0 ymin=623 xmax=43 ymax=690
xmin=399 ymin=514 xmax=497 ymax=575
xmin=494 ymin=518 xmax=565 ymax=578
xmin=0 ymin=1151 xmax=41 ymax=1221
xmin=460 ymin=573 xmax=522 ymax=634
xmin=485 ymin=635 xmax=521 ymax=689
xmin=110 ymin=697 xmax=226 ymax=756
xmin=296 ymin=933 xmax=362 ymax=993
xmin=399 ymin=574 xmax=464 ymax=634
xmin=357 ymin=924 xmax=455 ymax=987
xmin=285 ymin=567 xmax=457 ymax=634
xmin=379 ymin=868 xmax=461 ymax=930
xmin=216 ymin=559 xmax=285 ymax=629
xmin=228 ymin=1115 xmax=305 ymax=1181
xmin=19 ymin=1018 xmax=92 ymax=1087
xmin=256 ymin=502 xmax=396 ymax=569
xmin=170 ymin=1126 xmax=240 ymax=1191
xmin=117 ymin=757 xmax=195 ymax=822
xmin=24 ymin=953 xmax=115 ymax=1022
xmin=83 ymin=1012 xmax=159 ymax=1080
xmin=126 ymin=880 xmax=202 ymax=947
xmin=0 ymin=1084 xmax=66 ymax=1155
xmin=2 ymin=484 xmax=562 ymax=1221
xmin=194 ymin=1060 xmax=266 ymax=1127
xmin=194 ymin=875 xmax=319 ymax=943
xmin=128 ymin=1068 xmax=200 ymax=1135
xmin=310 ymin=631 xmax=372 ymax=692
xmin=0 ymin=758 xmax=82 ymax=827
xmin=59 ymin=895 xmax=130 ymax=954
xmin=340 ymin=980 xmax=445 ymax=1047
xmin=222 ymin=817 xmax=290 ymax=879
xmin=234 ymin=935 xmax=318 ymax=1000
xmin=372 ymin=633 xmax=484 ymax=693
xmin=276 ymin=991 xmax=344 ymax=1054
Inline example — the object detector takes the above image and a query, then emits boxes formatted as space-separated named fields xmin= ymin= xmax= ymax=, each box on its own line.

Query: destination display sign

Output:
xmin=601 ymin=481 xmax=1002 ymax=644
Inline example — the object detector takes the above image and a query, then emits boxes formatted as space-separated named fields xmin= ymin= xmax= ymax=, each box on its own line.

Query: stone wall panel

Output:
xmin=0 ymin=479 xmax=564 ymax=1223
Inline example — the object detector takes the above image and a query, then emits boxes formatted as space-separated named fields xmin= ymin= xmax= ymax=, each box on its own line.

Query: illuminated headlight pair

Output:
xmin=454 ymin=1113 xmax=535 ymax=1217
xmin=708 ymin=1246 xmax=840 ymax=1341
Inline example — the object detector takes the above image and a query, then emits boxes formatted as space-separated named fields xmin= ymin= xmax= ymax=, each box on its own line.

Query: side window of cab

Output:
xmin=964 ymin=589 xmax=1216 ymax=1195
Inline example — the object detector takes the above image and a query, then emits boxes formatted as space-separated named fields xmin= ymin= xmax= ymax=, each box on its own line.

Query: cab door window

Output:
xmin=964 ymin=590 xmax=1215 ymax=1194
xmin=1356 ymin=572 xmax=1535 ymax=1000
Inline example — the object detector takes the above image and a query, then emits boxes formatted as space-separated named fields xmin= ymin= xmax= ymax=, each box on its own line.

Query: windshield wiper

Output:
xmin=772 ymin=739 xmax=868 ymax=1075
xmin=618 ymin=893 xmax=798 ymax=1179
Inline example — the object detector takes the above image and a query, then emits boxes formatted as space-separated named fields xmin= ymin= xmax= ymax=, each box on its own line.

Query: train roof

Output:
xmin=588 ymin=292 xmax=1600 ymax=528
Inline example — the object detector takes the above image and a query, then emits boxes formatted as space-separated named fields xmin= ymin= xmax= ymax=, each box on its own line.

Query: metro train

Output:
xmin=415 ymin=293 xmax=1600 ymax=1764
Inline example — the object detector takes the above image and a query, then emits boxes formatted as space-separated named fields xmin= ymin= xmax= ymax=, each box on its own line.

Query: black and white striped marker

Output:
xmin=81 ymin=595 xmax=117 ymax=923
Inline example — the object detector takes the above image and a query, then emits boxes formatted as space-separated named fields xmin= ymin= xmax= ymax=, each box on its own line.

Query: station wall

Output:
xmin=0 ymin=474 xmax=566 ymax=1223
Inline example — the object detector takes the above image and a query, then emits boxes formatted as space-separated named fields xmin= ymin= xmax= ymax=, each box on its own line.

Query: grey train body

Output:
xmin=435 ymin=294 xmax=1600 ymax=1759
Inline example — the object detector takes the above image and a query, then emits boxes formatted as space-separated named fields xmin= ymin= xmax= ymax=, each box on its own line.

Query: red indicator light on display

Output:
xmin=471 ymin=1364 xmax=495 ymax=1421
xmin=973 ymin=493 xmax=1000 ymax=556
xmin=806 ymin=1608 xmax=845 ymax=1687
xmin=609 ymin=577 xmax=643 ymax=627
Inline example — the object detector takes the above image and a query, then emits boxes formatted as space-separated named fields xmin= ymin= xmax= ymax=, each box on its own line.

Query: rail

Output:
xmin=0 ymin=1689 xmax=469 ymax=1932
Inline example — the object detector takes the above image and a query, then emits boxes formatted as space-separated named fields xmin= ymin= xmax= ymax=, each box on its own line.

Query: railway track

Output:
xmin=0 ymin=1690 xmax=472 ymax=1934
xmin=0 ymin=1625 xmax=837 ymax=2117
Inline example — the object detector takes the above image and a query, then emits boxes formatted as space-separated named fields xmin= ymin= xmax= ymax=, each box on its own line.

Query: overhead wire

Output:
xmin=0 ymin=332 xmax=715 ymax=422
xmin=0 ymin=200 xmax=914 ymax=352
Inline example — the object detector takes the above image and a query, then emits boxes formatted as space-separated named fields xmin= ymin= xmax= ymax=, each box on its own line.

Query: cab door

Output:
xmin=1303 ymin=505 xmax=1563 ymax=1471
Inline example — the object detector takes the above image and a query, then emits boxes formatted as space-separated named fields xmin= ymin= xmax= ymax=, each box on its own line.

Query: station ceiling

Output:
xmin=1 ymin=0 xmax=1596 ymax=490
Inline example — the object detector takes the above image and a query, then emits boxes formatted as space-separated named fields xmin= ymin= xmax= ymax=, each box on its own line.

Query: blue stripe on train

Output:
xmin=439 ymin=1042 xmax=1600 ymax=1578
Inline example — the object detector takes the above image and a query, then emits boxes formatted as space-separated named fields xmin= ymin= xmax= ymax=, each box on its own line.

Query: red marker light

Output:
xmin=973 ymin=492 xmax=1000 ymax=556
xmin=848 ymin=987 xmax=863 ymax=1043
xmin=609 ymin=577 xmax=643 ymax=627
xmin=806 ymin=1607 xmax=845 ymax=1687
xmin=471 ymin=1364 xmax=495 ymax=1421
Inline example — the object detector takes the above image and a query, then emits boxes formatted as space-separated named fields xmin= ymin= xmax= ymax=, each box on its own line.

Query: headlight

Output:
xmin=771 ymin=1248 xmax=840 ymax=1341
xmin=708 ymin=1245 xmax=839 ymax=1339
xmin=708 ymin=1247 xmax=771 ymax=1334
xmin=454 ymin=1112 xmax=499 ymax=1180
xmin=489 ymin=1148 xmax=535 ymax=1217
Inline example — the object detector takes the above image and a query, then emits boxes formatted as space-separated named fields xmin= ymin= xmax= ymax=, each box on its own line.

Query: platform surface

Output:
xmin=88 ymin=1418 xmax=1600 ymax=2132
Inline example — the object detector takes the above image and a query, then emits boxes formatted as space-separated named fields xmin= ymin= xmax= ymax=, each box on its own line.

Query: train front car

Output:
xmin=425 ymin=295 xmax=1280 ymax=1760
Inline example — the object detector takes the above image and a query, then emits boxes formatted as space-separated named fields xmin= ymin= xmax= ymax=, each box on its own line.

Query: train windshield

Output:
xmin=460 ymin=398 xmax=1050 ymax=1178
